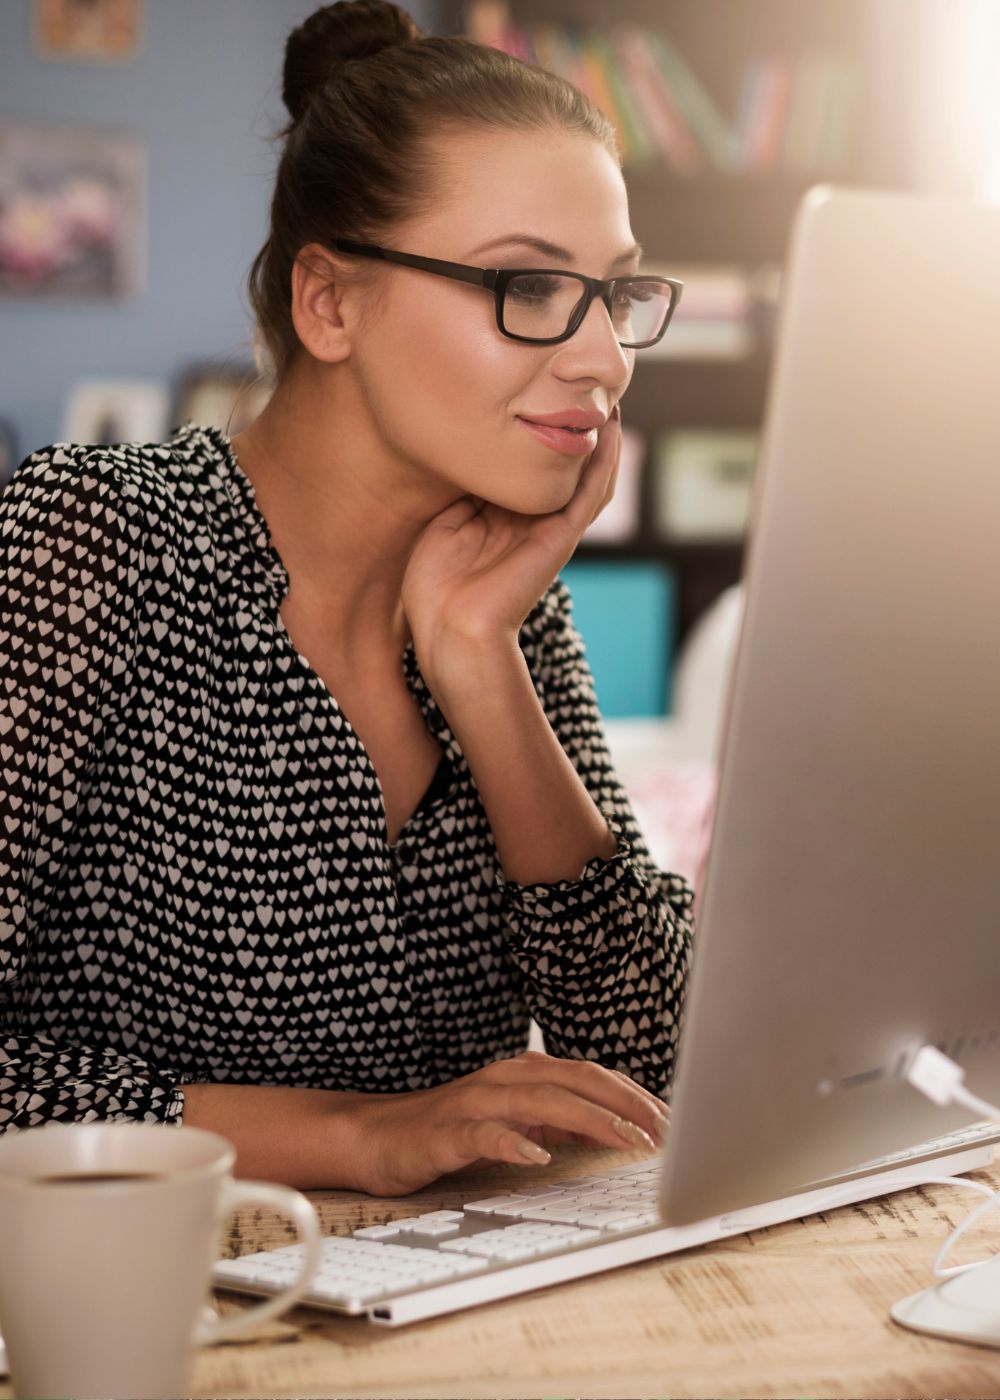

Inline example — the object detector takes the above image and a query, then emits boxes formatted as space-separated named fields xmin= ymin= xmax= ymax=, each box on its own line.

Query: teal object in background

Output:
xmin=558 ymin=560 xmax=677 ymax=717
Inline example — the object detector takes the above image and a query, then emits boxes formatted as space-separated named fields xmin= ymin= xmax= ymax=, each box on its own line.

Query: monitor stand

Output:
xmin=892 ymin=1252 xmax=1000 ymax=1347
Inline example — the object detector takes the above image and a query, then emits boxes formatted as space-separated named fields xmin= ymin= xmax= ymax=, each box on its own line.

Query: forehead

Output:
xmin=411 ymin=126 xmax=634 ymax=267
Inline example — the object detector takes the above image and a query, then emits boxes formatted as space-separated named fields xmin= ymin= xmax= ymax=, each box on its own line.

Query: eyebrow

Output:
xmin=470 ymin=234 xmax=644 ymax=270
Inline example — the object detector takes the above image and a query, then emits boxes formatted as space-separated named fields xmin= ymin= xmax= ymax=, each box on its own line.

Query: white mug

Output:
xmin=0 ymin=1121 xmax=322 ymax=1400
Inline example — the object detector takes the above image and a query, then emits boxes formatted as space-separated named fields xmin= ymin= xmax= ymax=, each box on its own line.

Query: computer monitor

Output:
xmin=661 ymin=185 xmax=1000 ymax=1227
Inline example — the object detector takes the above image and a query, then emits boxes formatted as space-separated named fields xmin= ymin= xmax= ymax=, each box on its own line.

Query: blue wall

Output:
xmin=0 ymin=0 xmax=439 ymax=465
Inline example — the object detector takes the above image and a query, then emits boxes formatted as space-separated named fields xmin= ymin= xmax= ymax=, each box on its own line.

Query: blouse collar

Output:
xmin=174 ymin=421 xmax=466 ymax=779
xmin=188 ymin=421 xmax=291 ymax=610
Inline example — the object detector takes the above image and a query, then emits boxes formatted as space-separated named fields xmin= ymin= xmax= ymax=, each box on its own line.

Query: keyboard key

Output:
xmin=499 ymin=1188 xmax=574 ymax=1206
xmin=572 ymin=1209 xmax=639 ymax=1228
xmin=594 ymin=1213 xmax=655 ymax=1233
xmin=464 ymin=1195 xmax=533 ymax=1214
xmin=462 ymin=1237 xmax=540 ymax=1259
xmin=446 ymin=1256 xmax=492 ymax=1274
xmin=408 ymin=1220 xmax=462 ymax=1237
xmin=517 ymin=1206 xmax=595 ymax=1224
xmin=493 ymin=1242 xmax=547 ymax=1260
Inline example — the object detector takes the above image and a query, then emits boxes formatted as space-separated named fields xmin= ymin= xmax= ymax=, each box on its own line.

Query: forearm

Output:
xmin=424 ymin=636 xmax=618 ymax=886
xmin=179 ymin=1081 xmax=380 ymax=1191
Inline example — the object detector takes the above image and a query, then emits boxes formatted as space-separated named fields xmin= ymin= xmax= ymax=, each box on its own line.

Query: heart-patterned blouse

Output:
xmin=0 ymin=421 xmax=694 ymax=1131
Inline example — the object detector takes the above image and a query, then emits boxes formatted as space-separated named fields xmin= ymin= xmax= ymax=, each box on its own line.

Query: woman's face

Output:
xmin=347 ymin=126 xmax=639 ymax=517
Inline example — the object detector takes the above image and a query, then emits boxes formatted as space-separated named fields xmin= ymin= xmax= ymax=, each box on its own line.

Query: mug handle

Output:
xmin=195 ymin=1179 xmax=322 ymax=1344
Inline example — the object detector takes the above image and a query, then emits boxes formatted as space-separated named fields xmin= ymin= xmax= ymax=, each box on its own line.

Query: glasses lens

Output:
xmin=503 ymin=274 xmax=674 ymax=345
xmin=611 ymin=279 xmax=674 ymax=346
xmin=503 ymin=273 xmax=588 ymax=341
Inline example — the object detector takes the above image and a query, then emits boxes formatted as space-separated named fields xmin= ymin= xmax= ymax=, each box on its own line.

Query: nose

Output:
xmin=554 ymin=289 xmax=632 ymax=383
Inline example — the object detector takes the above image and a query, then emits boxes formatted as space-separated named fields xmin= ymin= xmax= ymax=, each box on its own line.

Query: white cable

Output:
xmin=954 ymin=1084 xmax=1000 ymax=1122
xmin=902 ymin=1044 xmax=1000 ymax=1280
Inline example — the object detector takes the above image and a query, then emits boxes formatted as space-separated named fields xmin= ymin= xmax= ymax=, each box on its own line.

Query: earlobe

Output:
xmin=290 ymin=243 xmax=352 ymax=365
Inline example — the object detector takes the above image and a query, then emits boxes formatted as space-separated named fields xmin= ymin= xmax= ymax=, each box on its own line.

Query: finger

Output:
xmin=527 ymin=1123 xmax=611 ymax=1150
xmin=466 ymin=1118 xmax=554 ymax=1167
xmin=558 ymin=409 xmax=621 ymax=529
xmin=514 ymin=1050 xmax=668 ymax=1122
xmin=493 ymin=1080 xmax=660 ymax=1152
xmin=588 ymin=405 xmax=621 ymax=480
xmin=429 ymin=493 xmax=495 ymax=534
xmin=591 ymin=453 xmax=621 ymax=525
xmin=612 ymin=1068 xmax=670 ymax=1120
xmin=500 ymin=1053 xmax=667 ymax=1145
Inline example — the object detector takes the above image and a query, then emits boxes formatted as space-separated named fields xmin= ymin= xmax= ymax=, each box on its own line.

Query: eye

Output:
xmin=506 ymin=274 xmax=562 ymax=302
xmin=614 ymin=282 xmax=655 ymax=305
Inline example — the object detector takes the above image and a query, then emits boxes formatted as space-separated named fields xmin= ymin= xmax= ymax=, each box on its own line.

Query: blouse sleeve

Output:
xmin=497 ymin=577 xmax=695 ymax=1100
xmin=0 ymin=446 xmax=185 ymax=1131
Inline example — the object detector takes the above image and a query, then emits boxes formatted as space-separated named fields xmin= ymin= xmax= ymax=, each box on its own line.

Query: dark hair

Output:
xmin=246 ymin=0 xmax=621 ymax=385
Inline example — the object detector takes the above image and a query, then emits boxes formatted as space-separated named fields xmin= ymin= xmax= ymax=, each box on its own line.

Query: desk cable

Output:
xmin=893 ymin=1043 xmax=1000 ymax=1281
xmin=772 ymin=1047 xmax=1000 ymax=1283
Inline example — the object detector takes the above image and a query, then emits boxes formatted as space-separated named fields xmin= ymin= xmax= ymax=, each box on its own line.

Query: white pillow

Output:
xmin=672 ymin=584 xmax=745 ymax=764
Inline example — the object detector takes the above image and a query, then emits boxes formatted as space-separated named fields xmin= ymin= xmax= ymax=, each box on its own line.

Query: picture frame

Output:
xmin=63 ymin=379 xmax=170 ymax=446
xmin=32 ymin=0 xmax=143 ymax=64
xmin=652 ymin=427 xmax=759 ymax=542
xmin=171 ymin=362 xmax=275 ymax=438
xmin=0 ymin=122 xmax=146 ymax=300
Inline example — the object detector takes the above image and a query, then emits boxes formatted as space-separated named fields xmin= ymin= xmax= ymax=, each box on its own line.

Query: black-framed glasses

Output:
xmin=333 ymin=240 xmax=684 ymax=348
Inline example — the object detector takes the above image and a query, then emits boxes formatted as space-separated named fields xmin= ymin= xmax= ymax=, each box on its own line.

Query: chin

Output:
xmin=490 ymin=481 xmax=579 ymax=515
xmin=482 ymin=460 xmax=582 ymax=516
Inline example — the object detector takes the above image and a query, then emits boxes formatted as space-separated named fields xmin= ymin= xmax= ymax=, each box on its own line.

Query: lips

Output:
xmin=516 ymin=417 xmax=599 ymax=455
xmin=519 ymin=409 xmax=608 ymax=431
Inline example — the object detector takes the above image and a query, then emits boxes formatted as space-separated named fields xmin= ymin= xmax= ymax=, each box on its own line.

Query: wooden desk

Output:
xmin=8 ymin=1145 xmax=1000 ymax=1400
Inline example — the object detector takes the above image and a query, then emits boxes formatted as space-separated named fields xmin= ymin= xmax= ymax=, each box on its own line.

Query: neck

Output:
xmin=229 ymin=368 xmax=452 ymax=657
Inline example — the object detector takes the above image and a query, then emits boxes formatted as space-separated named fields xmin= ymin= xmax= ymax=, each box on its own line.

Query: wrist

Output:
xmin=176 ymin=1080 xmax=383 ymax=1190
xmin=418 ymin=629 xmax=524 ymax=701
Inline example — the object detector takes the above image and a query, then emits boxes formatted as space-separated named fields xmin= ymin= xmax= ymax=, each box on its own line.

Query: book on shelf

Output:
xmin=736 ymin=55 xmax=795 ymax=172
xmin=606 ymin=23 xmax=705 ymax=174
xmin=736 ymin=50 xmax=858 ymax=175
xmin=461 ymin=2 xmax=859 ymax=180
xmin=462 ymin=0 xmax=511 ymax=49
xmin=643 ymin=27 xmax=737 ymax=172
xmin=575 ymin=30 xmax=631 ymax=154
xmin=583 ymin=28 xmax=657 ymax=169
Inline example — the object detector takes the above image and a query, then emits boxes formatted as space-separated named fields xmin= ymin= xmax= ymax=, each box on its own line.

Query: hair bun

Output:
xmin=282 ymin=1 xmax=423 ymax=125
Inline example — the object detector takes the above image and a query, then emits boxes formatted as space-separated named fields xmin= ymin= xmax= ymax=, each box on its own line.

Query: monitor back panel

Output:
xmin=661 ymin=186 xmax=1000 ymax=1225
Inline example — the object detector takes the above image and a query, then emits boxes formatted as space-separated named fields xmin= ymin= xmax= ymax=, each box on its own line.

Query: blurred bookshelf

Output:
xmin=441 ymin=0 xmax=925 ymax=665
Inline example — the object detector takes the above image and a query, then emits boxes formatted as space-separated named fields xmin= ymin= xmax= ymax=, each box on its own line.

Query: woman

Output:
xmin=0 ymin=0 xmax=693 ymax=1195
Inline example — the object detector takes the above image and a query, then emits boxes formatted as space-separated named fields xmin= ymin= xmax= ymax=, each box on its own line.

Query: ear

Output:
xmin=290 ymin=242 xmax=358 ymax=365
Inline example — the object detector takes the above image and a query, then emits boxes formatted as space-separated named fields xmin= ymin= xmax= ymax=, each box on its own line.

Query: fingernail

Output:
xmin=518 ymin=1139 xmax=552 ymax=1164
xmin=612 ymin=1117 xmax=656 ymax=1150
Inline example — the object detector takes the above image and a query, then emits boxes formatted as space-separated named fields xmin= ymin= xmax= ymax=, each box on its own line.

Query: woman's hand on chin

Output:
xmin=401 ymin=406 xmax=621 ymax=655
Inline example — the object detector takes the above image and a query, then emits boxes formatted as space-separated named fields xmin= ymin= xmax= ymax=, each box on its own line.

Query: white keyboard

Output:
xmin=212 ymin=1119 xmax=1000 ymax=1327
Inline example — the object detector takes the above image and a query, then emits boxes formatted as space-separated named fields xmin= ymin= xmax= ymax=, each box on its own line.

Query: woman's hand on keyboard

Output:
xmin=351 ymin=1051 xmax=668 ymax=1197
